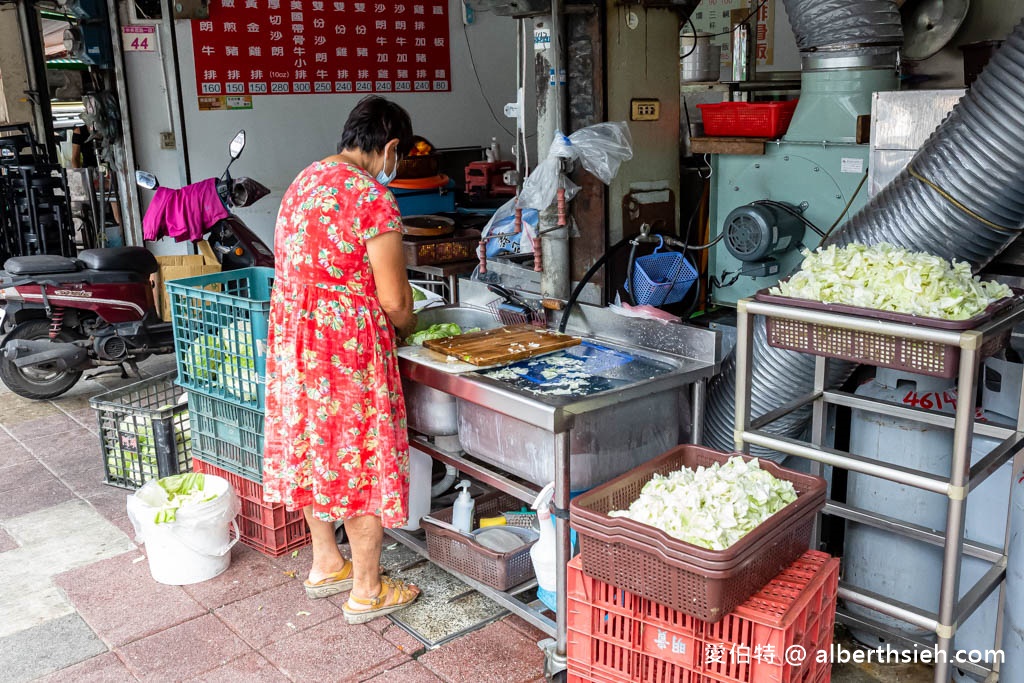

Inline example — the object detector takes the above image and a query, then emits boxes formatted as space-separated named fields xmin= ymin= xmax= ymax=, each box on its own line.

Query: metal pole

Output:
xmin=17 ymin=0 xmax=57 ymax=164
xmin=553 ymin=429 xmax=571 ymax=672
xmin=104 ymin=0 xmax=143 ymax=246
xmin=733 ymin=300 xmax=754 ymax=454
xmin=992 ymin=376 xmax=1024 ymax=676
xmin=810 ymin=355 xmax=828 ymax=546
xmin=934 ymin=332 xmax=980 ymax=683
xmin=535 ymin=0 xmax=569 ymax=300
xmin=691 ymin=377 xmax=706 ymax=445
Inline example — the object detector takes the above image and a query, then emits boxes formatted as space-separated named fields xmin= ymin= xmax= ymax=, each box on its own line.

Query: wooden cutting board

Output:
xmin=422 ymin=325 xmax=581 ymax=366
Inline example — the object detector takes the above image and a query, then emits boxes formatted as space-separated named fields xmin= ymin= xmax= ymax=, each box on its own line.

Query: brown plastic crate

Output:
xmin=755 ymin=289 xmax=1021 ymax=379
xmin=570 ymin=445 xmax=826 ymax=623
xmin=421 ymin=492 xmax=538 ymax=591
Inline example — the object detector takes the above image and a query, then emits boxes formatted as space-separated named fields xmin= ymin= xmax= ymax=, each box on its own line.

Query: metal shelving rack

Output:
xmin=732 ymin=297 xmax=1024 ymax=683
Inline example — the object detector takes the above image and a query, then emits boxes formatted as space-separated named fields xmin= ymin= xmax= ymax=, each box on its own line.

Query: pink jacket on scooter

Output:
xmin=142 ymin=178 xmax=230 ymax=242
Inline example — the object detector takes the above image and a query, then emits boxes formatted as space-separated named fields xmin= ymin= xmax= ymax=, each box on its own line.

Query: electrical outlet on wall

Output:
xmin=160 ymin=132 xmax=175 ymax=149
xmin=630 ymin=99 xmax=660 ymax=121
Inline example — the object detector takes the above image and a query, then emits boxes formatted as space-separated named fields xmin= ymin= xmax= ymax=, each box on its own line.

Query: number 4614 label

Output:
xmin=123 ymin=26 xmax=156 ymax=52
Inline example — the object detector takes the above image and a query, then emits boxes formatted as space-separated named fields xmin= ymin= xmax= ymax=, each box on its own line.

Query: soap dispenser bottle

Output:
xmin=530 ymin=482 xmax=557 ymax=611
xmin=451 ymin=480 xmax=475 ymax=533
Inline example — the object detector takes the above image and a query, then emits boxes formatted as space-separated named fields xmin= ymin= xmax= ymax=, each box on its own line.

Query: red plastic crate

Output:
xmin=566 ymin=551 xmax=839 ymax=683
xmin=697 ymin=100 xmax=798 ymax=138
xmin=193 ymin=457 xmax=310 ymax=557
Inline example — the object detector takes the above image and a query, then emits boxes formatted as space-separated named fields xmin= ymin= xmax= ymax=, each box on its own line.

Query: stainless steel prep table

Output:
xmin=388 ymin=280 xmax=720 ymax=679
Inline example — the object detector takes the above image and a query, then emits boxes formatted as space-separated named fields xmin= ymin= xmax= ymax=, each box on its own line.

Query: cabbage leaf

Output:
xmin=608 ymin=456 xmax=797 ymax=551
xmin=772 ymin=243 xmax=1012 ymax=321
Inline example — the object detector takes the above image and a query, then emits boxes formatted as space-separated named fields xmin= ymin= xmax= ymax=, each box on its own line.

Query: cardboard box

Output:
xmin=151 ymin=242 xmax=221 ymax=321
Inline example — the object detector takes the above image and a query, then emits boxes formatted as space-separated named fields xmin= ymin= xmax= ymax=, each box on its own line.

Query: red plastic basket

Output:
xmin=193 ymin=457 xmax=310 ymax=557
xmin=697 ymin=101 xmax=798 ymax=138
xmin=566 ymin=551 xmax=839 ymax=683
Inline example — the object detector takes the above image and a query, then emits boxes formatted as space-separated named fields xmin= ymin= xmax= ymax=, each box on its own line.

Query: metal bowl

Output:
xmin=402 ymin=215 xmax=455 ymax=237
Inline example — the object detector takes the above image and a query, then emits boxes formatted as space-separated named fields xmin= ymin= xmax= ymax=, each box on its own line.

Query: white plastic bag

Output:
xmin=482 ymin=122 xmax=634 ymax=240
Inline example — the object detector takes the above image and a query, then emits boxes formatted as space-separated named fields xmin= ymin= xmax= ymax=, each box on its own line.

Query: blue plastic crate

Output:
xmin=626 ymin=240 xmax=697 ymax=307
xmin=165 ymin=267 xmax=273 ymax=411
xmin=188 ymin=391 xmax=264 ymax=483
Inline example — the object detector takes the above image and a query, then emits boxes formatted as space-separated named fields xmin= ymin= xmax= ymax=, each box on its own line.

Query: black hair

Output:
xmin=337 ymin=96 xmax=414 ymax=157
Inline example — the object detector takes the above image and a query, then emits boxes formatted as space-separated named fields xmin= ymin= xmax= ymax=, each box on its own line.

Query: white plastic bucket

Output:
xmin=127 ymin=475 xmax=240 ymax=585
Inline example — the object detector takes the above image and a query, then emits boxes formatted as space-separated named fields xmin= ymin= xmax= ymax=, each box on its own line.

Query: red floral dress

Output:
xmin=262 ymin=161 xmax=409 ymax=527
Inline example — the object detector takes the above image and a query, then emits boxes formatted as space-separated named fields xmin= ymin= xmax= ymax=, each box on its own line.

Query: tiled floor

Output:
xmin=0 ymin=359 xmax=547 ymax=683
xmin=0 ymin=357 xmax=933 ymax=683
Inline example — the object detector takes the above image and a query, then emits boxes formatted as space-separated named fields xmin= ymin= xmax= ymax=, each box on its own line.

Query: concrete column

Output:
xmin=0 ymin=6 xmax=34 ymax=125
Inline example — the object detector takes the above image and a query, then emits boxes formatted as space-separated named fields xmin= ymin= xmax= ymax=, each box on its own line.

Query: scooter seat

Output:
xmin=4 ymin=255 xmax=82 ymax=276
xmin=78 ymin=247 xmax=159 ymax=275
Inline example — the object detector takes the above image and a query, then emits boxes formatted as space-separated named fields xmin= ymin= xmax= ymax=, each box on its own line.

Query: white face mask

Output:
xmin=376 ymin=147 xmax=398 ymax=186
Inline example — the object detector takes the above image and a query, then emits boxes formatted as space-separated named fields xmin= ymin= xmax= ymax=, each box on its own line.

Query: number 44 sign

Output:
xmin=123 ymin=26 xmax=156 ymax=52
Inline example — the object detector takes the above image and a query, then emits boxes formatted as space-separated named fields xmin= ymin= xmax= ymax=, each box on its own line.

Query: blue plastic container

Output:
xmin=392 ymin=179 xmax=456 ymax=216
xmin=626 ymin=237 xmax=697 ymax=306
xmin=165 ymin=267 xmax=273 ymax=411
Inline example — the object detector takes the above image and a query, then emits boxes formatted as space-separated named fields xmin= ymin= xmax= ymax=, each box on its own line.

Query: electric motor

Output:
xmin=722 ymin=202 xmax=806 ymax=262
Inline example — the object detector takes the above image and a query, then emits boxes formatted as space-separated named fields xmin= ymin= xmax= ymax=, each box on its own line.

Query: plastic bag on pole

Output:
xmin=482 ymin=121 xmax=634 ymax=239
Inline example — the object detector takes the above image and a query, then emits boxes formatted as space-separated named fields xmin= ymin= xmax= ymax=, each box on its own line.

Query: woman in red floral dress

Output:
xmin=263 ymin=97 xmax=420 ymax=622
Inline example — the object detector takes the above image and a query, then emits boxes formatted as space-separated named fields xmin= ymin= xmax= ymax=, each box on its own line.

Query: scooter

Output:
xmin=0 ymin=130 xmax=274 ymax=400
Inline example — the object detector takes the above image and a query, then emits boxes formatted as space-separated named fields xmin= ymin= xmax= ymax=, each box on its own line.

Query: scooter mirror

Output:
xmin=229 ymin=130 xmax=246 ymax=160
xmin=135 ymin=171 xmax=159 ymax=189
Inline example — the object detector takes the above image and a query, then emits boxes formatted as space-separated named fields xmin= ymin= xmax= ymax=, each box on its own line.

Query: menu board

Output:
xmin=192 ymin=0 xmax=452 ymax=96
xmin=690 ymin=0 xmax=775 ymax=67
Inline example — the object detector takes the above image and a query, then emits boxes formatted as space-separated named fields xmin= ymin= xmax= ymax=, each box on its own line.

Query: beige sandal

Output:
xmin=342 ymin=576 xmax=421 ymax=624
xmin=304 ymin=562 xmax=388 ymax=599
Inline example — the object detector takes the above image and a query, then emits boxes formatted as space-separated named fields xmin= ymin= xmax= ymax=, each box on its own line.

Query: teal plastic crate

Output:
xmin=188 ymin=390 xmax=264 ymax=483
xmin=166 ymin=267 xmax=273 ymax=411
xmin=90 ymin=372 xmax=192 ymax=490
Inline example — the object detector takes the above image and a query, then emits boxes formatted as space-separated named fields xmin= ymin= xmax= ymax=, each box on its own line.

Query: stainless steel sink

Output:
xmin=402 ymin=306 xmax=501 ymax=436
xmin=398 ymin=292 xmax=720 ymax=493
xmin=456 ymin=342 xmax=683 ymax=490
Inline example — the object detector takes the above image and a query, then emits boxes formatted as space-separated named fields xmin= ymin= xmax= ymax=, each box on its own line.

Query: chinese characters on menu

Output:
xmin=192 ymin=0 xmax=452 ymax=96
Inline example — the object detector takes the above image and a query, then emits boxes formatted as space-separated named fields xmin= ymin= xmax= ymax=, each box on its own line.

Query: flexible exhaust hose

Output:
xmin=783 ymin=0 xmax=901 ymax=58
xmin=704 ymin=13 xmax=1024 ymax=457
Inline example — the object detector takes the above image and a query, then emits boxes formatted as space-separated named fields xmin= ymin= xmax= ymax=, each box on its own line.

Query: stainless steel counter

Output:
xmin=392 ymin=279 xmax=721 ymax=677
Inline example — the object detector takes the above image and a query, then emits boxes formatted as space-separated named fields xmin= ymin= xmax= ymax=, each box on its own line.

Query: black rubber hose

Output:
xmin=625 ymin=240 xmax=639 ymax=306
xmin=558 ymin=237 xmax=632 ymax=333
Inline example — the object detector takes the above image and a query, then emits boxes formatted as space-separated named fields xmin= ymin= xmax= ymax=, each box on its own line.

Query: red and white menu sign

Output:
xmin=192 ymin=0 xmax=451 ymax=96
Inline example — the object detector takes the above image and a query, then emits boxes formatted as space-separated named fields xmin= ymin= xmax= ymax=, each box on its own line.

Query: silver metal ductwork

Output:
xmin=704 ymin=10 xmax=1024 ymax=457
xmin=783 ymin=0 xmax=902 ymax=61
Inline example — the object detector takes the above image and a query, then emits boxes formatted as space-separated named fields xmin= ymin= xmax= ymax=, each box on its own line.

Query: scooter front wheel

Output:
xmin=0 ymin=319 xmax=84 ymax=400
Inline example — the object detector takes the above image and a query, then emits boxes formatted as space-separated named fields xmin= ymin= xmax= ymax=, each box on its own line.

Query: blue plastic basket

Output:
xmin=627 ymin=238 xmax=698 ymax=306
xmin=165 ymin=267 xmax=274 ymax=411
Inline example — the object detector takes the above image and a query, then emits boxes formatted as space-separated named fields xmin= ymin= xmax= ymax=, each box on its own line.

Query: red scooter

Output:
xmin=0 ymin=130 xmax=274 ymax=399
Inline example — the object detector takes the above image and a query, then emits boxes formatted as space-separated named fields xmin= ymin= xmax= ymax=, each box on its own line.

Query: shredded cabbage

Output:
xmin=609 ymin=456 xmax=797 ymax=551
xmin=771 ymin=243 xmax=1012 ymax=321
xmin=147 ymin=473 xmax=217 ymax=524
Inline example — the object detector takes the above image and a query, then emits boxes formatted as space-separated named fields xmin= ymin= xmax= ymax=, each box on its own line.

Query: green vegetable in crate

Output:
xmin=411 ymin=286 xmax=427 ymax=302
xmin=608 ymin=456 xmax=797 ymax=551
xmin=184 ymin=334 xmax=224 ymax=381
xmin=772 ymin=243 xmax=1013 ymax=321
xmin=219 ymin=320 xmax=257 ymax=402
xmin=106 ymin=411 xmax=192 ymax=486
